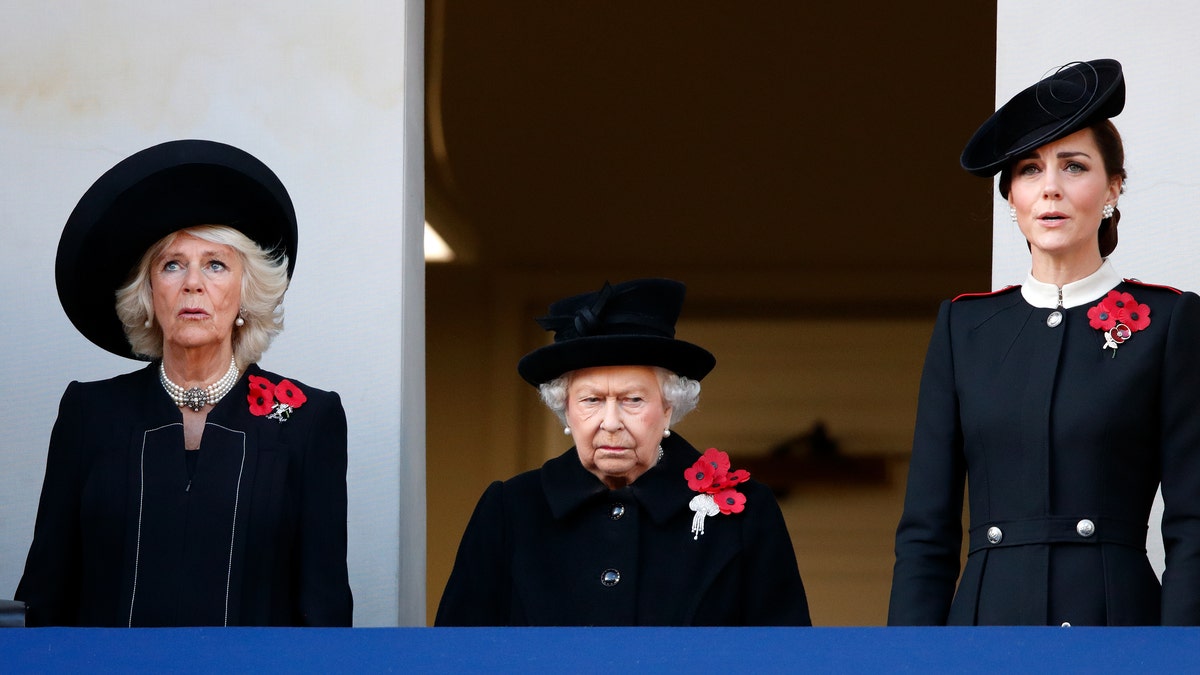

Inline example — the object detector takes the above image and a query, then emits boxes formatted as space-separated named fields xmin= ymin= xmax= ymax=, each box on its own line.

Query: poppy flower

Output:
xmin=248 ymin=374 xmax=274 ymax=395
xmin=685 ymin=463 xmax=715 ymax=491
xmin=714 ymin=488 xmax=747 ymax=515
xmin=700 ymin=448 xmax=731 ymax=473
xmin=274 ymin=379 xmax=307 ymax=408
xmin=1117 ymin=301 xmax=1151 ymax=332
xmin=1087 ymin=298 xmax=1117 ymax=331
xmin=248 ymin=389 xmax=275 ymax=416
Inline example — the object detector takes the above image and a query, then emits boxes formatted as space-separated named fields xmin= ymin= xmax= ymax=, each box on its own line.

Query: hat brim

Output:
xmin=961 ymin=59 xmax=1125 ymax=177
xmin=517 ymin=334 xmax=716 ymax=386
xmin=55 ymin=140 xmax=297 ymax=360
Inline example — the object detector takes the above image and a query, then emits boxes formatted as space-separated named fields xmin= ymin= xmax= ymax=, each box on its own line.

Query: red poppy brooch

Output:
xmin=247 ymin=375 xmax=307 ymax=422
xmin=1087 ymin=290 xmax=1151 ymax=357
xmin=684 ymin=448 xmax=750 ymax=540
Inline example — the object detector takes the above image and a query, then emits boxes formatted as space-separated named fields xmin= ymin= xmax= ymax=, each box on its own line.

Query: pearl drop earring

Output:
xmin=662 ymin=428 xmax=671 ymax=438
xmin=563 ymin=426 xmax=571 ymax=435
xmin=143 ymin=318 xmax=152 ymax=328
xmin=1009 ymin=206 xmax=1017 ymax=223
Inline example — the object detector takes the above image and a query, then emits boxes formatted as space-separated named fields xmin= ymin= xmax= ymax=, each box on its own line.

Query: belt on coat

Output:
xmin=968 ymin=516 xmax=1147 ymax=554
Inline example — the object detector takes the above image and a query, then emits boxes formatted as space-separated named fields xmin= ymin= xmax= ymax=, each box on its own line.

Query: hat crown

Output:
xmin=516 ymin=278 xmax=715 ymax=385
xmin=536 ymin=279 xmax=682 ymax=342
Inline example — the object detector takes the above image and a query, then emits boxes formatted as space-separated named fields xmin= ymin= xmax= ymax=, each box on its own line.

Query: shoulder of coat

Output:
xmin=1123 ymin=278 xmax=1183 ymax=295
xmin=952 ymin=285 xmax=1021 ymax=302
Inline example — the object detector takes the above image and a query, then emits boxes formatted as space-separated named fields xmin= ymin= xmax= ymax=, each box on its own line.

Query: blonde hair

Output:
xmin=538 ymin=366 xmax=701 ymax=426
xmin=114 ymin=225 xmax=290 ymax=365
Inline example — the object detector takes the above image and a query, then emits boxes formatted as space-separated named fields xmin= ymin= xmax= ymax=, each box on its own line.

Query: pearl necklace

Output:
xmin=160 ymin=356 xmax=240 ymax=412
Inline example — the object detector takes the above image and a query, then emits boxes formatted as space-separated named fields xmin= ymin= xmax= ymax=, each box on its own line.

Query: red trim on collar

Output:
xmin=1123 ymin=278 xmax=1183 ymax=294
xmin=952 ymin=285 xmax=1020 ymax=302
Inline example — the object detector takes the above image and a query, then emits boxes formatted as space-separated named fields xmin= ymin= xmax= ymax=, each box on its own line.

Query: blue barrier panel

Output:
xmin=3 ymin=626 xmax=1198 ymax=673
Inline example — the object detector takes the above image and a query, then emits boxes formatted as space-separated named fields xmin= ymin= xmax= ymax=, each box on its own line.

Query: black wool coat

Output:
xmin=15 ymin=363 xmax=353 ymax=627
xmin=889 ymin=282 xmax=1200 ymax=625
xmin=435 ymin=433 xmax=811 ymax=626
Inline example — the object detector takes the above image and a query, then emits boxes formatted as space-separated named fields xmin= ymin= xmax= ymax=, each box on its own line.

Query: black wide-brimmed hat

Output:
xmin=56 ymin=139 xmax=298 ymax=359
xmin=961 ymin=59 xmax=1125 ymax=177
xmin=517 ymin=278 xmax=716 ymax=386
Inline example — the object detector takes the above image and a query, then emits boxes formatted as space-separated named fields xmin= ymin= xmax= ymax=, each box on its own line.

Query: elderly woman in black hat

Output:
xmin=889 ymin=59 xmax=1200 ymax=626
xmin=435 ymin=279 xmax=811 ymax=626
xmin=14 ymin=140 xmax=352 ymax=627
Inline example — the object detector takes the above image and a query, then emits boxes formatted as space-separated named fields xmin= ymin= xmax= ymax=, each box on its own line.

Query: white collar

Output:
xmin=1020 ymin=259 xmax=1122 ymax=309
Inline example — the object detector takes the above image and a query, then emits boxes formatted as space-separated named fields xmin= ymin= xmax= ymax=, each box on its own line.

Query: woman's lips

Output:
xmin=179 ymin=308 xmax=210 ymax=319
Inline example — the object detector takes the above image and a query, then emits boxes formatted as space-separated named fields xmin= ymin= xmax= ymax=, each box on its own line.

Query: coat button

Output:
xmin=986 ymin=526 xmax=1003 ymax=544
xmin=1046 ymin=311 xmax=1063 ymax=328
xmin=600 ymin=569 xmax=621 ymax=587
xmin=1076 ymin=519 xmax=1096 ymax=538
xmin=609 ymin=503 xmax=626 ymax=520
xmin=1061 ymin=622 xmax=1071 ymax=627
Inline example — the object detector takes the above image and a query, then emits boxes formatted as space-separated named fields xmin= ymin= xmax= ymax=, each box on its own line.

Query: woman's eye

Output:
xmin=1018 ymin=164 xmax=1040 ymax=176
xmin=208 ymin=261 xmax=227 ymax=272
xmin=1064 ymin=162 xmax=1086 ymax=174
xmin=163 ymin=261 xmax=181 ymax=272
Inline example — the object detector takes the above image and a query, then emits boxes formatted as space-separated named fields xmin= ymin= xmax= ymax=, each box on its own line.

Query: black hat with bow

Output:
xmin=517 ymin=278 xmax=716 ymax=386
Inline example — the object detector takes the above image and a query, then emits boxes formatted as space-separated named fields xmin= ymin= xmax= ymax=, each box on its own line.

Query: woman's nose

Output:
xmin=599 ymin=400 xmax=624 ymax=431
xmin=182 ymin=265 xmax=204 ymax=292
xmin=1041 ymin=176 xmax=1062 ymax=199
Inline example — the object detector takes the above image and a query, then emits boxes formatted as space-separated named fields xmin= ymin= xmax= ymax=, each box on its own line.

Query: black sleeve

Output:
xmin=15 ymin=383 xmax=87 ymax=627
xmin=888 ymin=300 xmax=967 ymax=625
xmin=434 ymin=481 xmax=511 ymax=626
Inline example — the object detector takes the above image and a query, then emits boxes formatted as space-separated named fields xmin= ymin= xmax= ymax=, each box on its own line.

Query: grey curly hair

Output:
xmin=114 ymin=225 xmax=290 ymax=365
xmin=537 ymin=366 xmax=701 ymax=426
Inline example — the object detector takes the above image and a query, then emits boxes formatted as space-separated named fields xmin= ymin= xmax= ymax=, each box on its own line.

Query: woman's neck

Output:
xmin=162 ymin=344 xmax=236 ymax=387
xmin=1029 ymin=250 xmax=1105 ymax=288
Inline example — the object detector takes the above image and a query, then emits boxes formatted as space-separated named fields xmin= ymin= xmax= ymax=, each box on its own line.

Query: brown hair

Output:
xmin=998 ymin=120 xmax=1127 ymax=257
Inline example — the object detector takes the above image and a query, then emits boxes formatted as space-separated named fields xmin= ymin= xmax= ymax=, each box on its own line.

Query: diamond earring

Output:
xmin=1009 ymin=206 xmax=1018 ymax=223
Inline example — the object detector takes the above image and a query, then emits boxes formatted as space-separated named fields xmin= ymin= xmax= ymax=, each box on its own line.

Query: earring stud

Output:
xmin=1102 ymin=203 xmax=1115 ymax=219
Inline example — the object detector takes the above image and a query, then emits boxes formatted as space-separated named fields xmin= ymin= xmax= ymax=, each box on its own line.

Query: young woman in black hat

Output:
xmin=435 ymin=278 xmax=811 ymax=625
xmin=889 ymin=59 xmax=1200 ymax=625
xmin=15 ymin=140 xmax=352 ymax=626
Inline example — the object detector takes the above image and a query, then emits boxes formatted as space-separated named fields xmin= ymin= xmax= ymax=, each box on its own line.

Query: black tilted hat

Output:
xmin=517 ymin=278 xmax=716 ymax=386
xmin=56 ymin=139 xmax=298 ymax=359
xmin=961 ymin=58 xmax=1125 ymax=177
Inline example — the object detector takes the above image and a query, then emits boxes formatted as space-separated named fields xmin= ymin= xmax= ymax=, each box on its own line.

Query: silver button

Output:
xmin=600 ymin=569 xmax=621 ymax=587
xmin=609 ymin=503 xmax=626 ymax=520
xmin=1046 ymin=311 xmax=1063 ymax=328
xmin=987 ymin=526 xmax=1003 ymax=544
xmin=1061 ymin=622 xmax=1071 ymax=627
xmin=1076 ymin=519 xmax=1096 ymax=538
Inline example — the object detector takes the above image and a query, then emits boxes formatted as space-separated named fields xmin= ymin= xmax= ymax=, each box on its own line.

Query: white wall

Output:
xmin=994 ymin=1 xmax=1200 ymax=578
xmin=0 ymin=1 xmax=425 ymax=625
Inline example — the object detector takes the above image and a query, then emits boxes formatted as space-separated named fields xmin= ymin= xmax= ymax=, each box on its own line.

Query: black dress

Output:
xmin=890 ymin=262 xmax=1200 ymax=625
xmin=435 ymin=433 xmax=811 ymax=626
xmin=15 ymin=362 xmax=353 ymax=627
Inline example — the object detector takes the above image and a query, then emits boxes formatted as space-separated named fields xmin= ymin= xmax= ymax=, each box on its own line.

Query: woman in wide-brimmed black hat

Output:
xmin=435 ymin=278 xmax=811 ymax=626
xmin=890 ymin=59 xmax=1200 ymax=626
xmin=15 ymin=140 xmax=352 ymax=627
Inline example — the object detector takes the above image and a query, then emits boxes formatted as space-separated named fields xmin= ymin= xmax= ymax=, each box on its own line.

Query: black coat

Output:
xmin=889 ymin=282 xmax=1200 ymax=625
xmin=435 ymin=433 xmax=811 ymax=626
xmin=15 ymin=363 xmax=352 ymax=627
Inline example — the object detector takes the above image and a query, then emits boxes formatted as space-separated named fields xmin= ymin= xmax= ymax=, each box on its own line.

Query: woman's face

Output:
xmin=1008 ymin=127 xmax=1122 ymax=264
xmin=566 ymin=365 xmax=672 ymax=489
xmin=151 ymin=232 xmax=243 ymax=357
